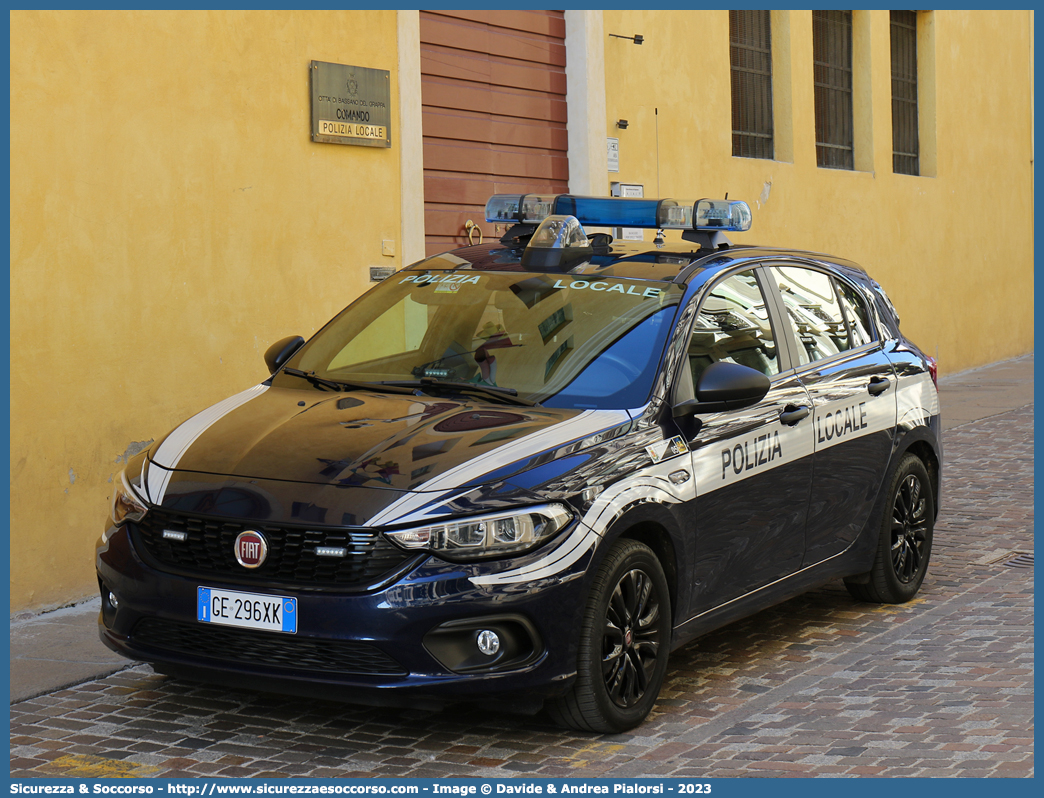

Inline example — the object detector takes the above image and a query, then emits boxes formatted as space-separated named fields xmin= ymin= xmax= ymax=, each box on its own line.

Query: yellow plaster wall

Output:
xmin=10 ymin=10 xmax=402 ymax=611
xmin=602 ymin=9 xmax=1033 ymax=373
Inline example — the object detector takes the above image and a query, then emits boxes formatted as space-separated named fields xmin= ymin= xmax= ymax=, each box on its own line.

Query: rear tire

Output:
xmin=845 ymin=453 xmax=933 ymax=603
xmin=548 ymin=539 xmax=671 ymax=733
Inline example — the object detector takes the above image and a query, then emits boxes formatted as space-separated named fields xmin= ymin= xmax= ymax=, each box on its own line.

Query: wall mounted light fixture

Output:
xmin=617 ymin=120 xmax=629 ymax=129
xmin=609 ymin=34 xmax=644 ymax=45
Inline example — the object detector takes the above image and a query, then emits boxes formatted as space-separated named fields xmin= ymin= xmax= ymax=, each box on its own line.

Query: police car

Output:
xmin=98 ymin=193 xmax=941 ymax=732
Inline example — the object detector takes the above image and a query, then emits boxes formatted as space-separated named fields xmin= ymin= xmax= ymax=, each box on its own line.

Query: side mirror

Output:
xmin=673 ymin=361 xmax=771 ymax=417
xmin=264 ymin=335 xmax=305 ymax=374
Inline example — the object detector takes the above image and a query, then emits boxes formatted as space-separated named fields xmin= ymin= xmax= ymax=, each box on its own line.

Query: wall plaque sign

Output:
xmin=311 ymin=60 xmax=391 ymax=148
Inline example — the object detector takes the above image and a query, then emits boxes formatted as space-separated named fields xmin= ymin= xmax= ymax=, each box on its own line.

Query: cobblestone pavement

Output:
xmin=11 ymin=407 xmax=1033 ymax=779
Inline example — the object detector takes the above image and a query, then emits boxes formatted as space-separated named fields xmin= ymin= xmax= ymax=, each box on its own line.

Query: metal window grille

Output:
xmin=813 ymin=10 xmax=854 ymax=170
xmin=730 ymin=10 xmax=774 ymax=160
xmin=891 ymin=10 xmax=919 ymax=175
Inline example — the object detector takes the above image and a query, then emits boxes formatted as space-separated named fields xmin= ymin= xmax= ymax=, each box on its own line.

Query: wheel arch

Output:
xmin=599 ymin=506 xmax=683 ymax=626
xmin=893 ymin=426 xmax=943 ymax=520
xmin=903 ymin=439 xmax=940 ymax=521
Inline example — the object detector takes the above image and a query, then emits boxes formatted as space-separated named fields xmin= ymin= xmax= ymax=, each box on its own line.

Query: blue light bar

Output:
xmin=552 ymin=196 xmax=662 ymax=228
xmin=484 ymin=194 xmax=752 ymax=232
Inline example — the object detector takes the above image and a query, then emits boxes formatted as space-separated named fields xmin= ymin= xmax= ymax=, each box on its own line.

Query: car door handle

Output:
xmin=868 ymin=376 xmax=892 ymax=396
xmin=779 ymin=405 xmax=810 ymax=426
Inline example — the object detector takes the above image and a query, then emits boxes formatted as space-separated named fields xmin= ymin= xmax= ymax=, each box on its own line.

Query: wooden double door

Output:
xmin=420 ymin=10 xmax=570 ymax=257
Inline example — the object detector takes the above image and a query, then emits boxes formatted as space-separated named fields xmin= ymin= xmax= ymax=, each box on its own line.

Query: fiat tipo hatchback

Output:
xmin=98 ymin=194 xmax=941 ymax=731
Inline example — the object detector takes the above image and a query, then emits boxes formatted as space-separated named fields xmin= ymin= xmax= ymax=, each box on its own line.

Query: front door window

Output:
xmin=686 ymin=269 xmax=781 ymax=384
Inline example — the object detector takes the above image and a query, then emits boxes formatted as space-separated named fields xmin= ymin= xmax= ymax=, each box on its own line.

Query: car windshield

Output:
xmin=276 ymin=269 xmax=684 ymax=409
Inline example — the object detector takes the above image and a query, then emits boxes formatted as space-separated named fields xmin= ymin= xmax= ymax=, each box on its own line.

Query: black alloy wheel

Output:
xmin=602 ymin=567 xmax=662 ymax=708
xmin=548 ymin=539 xmax=672 ymax=732
xmin=845 ymin=452 xmax=934 ymax=604
xmin=891 ymin=471 xmax=929 ymax=583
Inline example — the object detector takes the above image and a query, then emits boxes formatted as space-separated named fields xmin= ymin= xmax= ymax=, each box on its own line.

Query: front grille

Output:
xmin=133 ymin=509 xmax=416 ymax=590
xmin=132 ymin=618 xmax=406 ymax=675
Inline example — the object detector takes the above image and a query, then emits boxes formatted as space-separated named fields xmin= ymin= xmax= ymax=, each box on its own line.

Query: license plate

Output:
xmin=197 ymin=587 xmax=297 ymax=634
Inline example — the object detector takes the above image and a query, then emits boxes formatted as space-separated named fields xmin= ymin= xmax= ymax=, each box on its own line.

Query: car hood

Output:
xmin=147 ymin=384 xmax=630 ymax=496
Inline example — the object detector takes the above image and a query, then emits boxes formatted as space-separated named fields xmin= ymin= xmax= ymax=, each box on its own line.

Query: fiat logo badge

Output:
xmin=234 ymin=530 xmax=268 ymax=569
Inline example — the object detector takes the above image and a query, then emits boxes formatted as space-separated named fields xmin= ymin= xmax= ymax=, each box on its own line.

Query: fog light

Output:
xmin=108 ymin=592 xmax=119 ymax=609
xmin=476 ymin=629 xmax=500 ymax=656
xmin=423 ymin=615 xmax=541 ymax=673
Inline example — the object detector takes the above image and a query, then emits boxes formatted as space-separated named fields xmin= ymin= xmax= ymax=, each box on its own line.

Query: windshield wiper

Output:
xmin=282 ymin=368 xmax=417 ymax=396
xmin=382 ymin=378 xmax=540 ymax=407
xmin=282 ymin=367 xmax=341 ymax=391
xmin=282 ymin=368 xmax=536 ymax=404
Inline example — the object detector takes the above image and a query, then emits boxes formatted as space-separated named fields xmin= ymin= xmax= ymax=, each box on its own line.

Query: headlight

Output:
xmin=384 ymin=503 xmax=573 ymax=561
xmin=111 ymin=468 xmax=149 ymax=527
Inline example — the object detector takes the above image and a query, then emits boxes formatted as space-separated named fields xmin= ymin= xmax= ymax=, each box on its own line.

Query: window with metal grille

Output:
xmin=891 ymin=10 xmax=919 ymax=175
xmin=813 ymin=10 xmax=854 ymax=170
xmin=730 ymin=10 xmax=773 ymax=160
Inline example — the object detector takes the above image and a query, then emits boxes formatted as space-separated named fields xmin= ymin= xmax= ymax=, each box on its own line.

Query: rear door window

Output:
xmin=835 ymin=279 xmax=875 ymax=347
xmin=769 ymin=266 xmax=850 ymax=366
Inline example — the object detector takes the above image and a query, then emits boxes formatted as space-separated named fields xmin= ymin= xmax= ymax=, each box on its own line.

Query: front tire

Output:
xmin=845 ymin=452 xmax=934 ymax=603
xmin=548 ymin=539 xmax=671 ymax=733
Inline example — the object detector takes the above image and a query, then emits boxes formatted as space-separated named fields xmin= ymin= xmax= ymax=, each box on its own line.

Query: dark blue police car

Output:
xmin=98 ymin=194 xmax=941 ymax=732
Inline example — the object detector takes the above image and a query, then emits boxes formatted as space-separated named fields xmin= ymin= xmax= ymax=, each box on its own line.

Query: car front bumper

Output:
xmin=96 ymin=522 xmax=596 ymax=704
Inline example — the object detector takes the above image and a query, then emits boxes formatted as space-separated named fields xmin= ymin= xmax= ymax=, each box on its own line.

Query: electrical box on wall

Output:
xmin=610 ymin=182 xmax=645 ymax=241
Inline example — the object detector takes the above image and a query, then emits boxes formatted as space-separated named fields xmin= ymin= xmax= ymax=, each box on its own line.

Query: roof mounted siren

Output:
xmin=484 ymin=194 xmax=752 ymax=252
xmin=519 ymin=215 xmax=593 ymax=270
